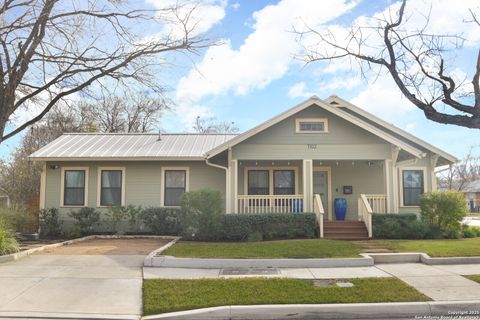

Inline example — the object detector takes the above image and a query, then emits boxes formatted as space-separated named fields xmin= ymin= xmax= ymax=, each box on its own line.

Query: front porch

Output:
xmin=228 ymin=160 xmax=392 ymax=239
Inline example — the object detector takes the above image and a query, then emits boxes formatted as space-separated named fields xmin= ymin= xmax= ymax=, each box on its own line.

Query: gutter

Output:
xmin=205 ymin=156 xmax=230 ymax=212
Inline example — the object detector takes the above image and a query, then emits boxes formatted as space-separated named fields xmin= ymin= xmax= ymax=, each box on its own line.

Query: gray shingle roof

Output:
xmin=29 ymin=133 xmax=237 ymax=160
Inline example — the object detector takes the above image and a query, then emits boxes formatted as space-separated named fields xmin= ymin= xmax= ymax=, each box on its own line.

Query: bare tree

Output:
xmin=80 ymin=92 xmax=166 ymax=133
xmin=297 ymin=0 xmax=480 ymax=129
xmin=438 ymin=146 xmax=480 ymax=190
xmin=193 ymin=116 xmax=239 ymax=133
xmin=0 ymin=0 xmax=209 ymax=143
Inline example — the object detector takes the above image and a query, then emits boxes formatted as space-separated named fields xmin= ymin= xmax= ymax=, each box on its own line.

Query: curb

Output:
xmin=144 ymin=237 xmax=181 ymax=267
xmin=364 ymin=252 xmax=480 ymax=265
xmin=0 ymin=235 xmax=178 ymax=264
xmin=0 ymin=311 xmax=140 ymax=319
xmin=142 ymin=301 xmax=480 ymax=320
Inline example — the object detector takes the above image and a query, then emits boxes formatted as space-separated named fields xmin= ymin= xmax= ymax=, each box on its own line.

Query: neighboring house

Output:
xmin=29 ymin=95 xmax=457 ymax=238
xmin=461 ymin=180 xmax=480 ymax=212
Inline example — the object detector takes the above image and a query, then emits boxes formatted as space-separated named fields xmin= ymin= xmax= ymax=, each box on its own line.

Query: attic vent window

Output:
xmin=295 ymin=118 xmax=328 ymax=133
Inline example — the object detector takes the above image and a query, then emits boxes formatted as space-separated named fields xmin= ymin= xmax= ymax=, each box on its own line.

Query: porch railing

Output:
xmin=237 ymin=195 xmax=304 ymax=214
xmin=358 ymin=194 xmax=373 ymax=238
xmin=364 ymin=194 xmax=387 ymax=213
xmin=313 ymin=194 xmax=325 ymax=238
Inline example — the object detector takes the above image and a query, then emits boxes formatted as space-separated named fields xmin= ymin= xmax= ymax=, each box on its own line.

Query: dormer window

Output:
xmin=295 ymin=118 xmax=328 ymax=133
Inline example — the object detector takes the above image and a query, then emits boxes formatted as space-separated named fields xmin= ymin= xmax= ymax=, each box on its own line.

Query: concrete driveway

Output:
xmin=0 ymin=238 xmax=169 ymax=320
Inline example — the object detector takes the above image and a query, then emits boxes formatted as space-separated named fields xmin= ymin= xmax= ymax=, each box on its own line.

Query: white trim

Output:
xmin=39 ymin=163 xmax=46 ymax=210
xmin=313 ymin=166 xmax=332 ymax=221
xmin=384 ymin=160 xmax=392 ymax=212
xmin=325 ymin=95 xmax=458 ymax=164
xmin=96 ymin=167 xmax=126 ymax=207
xmin=398 ymin=166 xmax=427 ymax=208
xmin=160 ymin=167 xmax=190 ymax=207
xmin=206 ymin=97 xmax=425 ymax=159
xmin=243 ymin=166 xmax=299 ymax=196
xmin=295 ymin=118 xmax=328 ymax=133
xmin=60 ymin=167 xmax=89 ymax=208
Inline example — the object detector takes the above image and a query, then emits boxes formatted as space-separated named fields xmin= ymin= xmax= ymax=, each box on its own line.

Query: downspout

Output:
xmin=205 ymin=155 xmax=230 ymax=213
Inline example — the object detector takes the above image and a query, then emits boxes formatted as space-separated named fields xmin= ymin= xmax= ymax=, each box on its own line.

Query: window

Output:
xmin=248 ymin=170 xmax=269 ymax=195
xmin=295 ymin=118 xmax=328 ymax=133
xmin=63 ymin=170 xmax=86 ymax=206
xmin=100 ymin=170 xmax=123 ymax=206
xmin=274 ymin=170 xmax=295 ymax=195
xmin=164 ymin=170 xmax=186 ymax=206
xmin=402 ymin=170 xmax=424 ymax=206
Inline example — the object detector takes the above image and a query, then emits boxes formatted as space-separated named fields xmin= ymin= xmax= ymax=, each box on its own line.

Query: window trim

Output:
xmin=295 ymin=118 xmax=328 ymax=134
xmin=243 ymin=166 xmax=299 ymax=195
xmin=161 ymin=167 xmax=190 ymax=207
xmin=399 ymin=166 xmax=427 ymax=208
xmin=96 ymin=167 xmax=126 ymax=207
xmin=60 ymin=167 xmax=89 ymax=208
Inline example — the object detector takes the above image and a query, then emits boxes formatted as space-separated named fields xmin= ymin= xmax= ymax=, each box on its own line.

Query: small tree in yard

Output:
xmin=180 ymin=189 xmax=224 ymax=241
xmin=420 ymin=190 xmax=468 ymax=238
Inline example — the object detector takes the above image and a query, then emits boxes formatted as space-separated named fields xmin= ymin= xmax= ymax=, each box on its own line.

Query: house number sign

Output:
xmin=307 ymin=144 xmax=317 ymax=149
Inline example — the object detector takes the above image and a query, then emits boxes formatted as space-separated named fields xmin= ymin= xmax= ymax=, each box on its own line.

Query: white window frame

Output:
xmin=60 ymin=167 xmax=89 ymax=207
xmin=96 ymin=167 xmax=126 ymax=207
xmin=295 ymin=118 xmax=328 ymax=134
xmin=399 ymin=166 xmax=427 ymax=208
xmin=243 ymin=166 xmax=299 ymax=195
xmin=161 ymin=167 xmax=190 ymax=207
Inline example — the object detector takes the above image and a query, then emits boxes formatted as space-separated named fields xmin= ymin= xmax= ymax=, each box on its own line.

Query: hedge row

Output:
xmin=372 ymin=213 xmax=442 ymax=239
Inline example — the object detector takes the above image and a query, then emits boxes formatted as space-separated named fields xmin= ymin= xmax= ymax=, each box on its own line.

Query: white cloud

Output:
xmin=231 ymin=2 xmax=240 ymax=11
xmin=288 ymin=82 xmax=315 ymax=99
xmin=405 ymin=122 xmax=416 ymax=132
xmin=319 ymin=77 xmax=362 ymax=91
xmin=146 ymin=0 xmax=227 ymax=37
xmin=176 ymin=0 xmax=357 ymax=103
xmin=351 ymin=75 xmax=416 ymax=120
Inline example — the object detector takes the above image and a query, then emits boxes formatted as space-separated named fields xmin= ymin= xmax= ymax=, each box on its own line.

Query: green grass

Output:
xmin=163 ymin=239 xmax=361 ymax=258
xmin=143 ymin=278 xmax=430 ymax=315
xmin=465 ymin=275 xmax=480 ymax=283
xmin=369 ymin=238 xmax=480 ymax=257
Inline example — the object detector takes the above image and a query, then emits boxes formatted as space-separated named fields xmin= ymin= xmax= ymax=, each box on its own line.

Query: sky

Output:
xmin=1 ymin=0 xmax=479 ymax=160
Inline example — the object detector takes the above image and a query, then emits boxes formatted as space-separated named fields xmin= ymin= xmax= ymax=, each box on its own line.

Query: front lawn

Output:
xmin=465 ymin=275 xmax=480 ymax=283
xmin=163 ymin=239 xmax=361 ymax=258
xmin=369 ymin=238 xmax=480 ymax=257
xmin=143 ymin=278 xmax=430 ymax=315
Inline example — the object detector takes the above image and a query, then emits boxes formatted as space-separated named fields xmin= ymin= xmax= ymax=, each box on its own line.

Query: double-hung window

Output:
xmin=100 ymin=170 xmax=123 ymax=206
xmin=274 ymin=170 xmax=295 ymax=195
xmin=248 ymin=170 xmax=270 ymax=195
xmin=402 ymin=169 xmax=424 ymax=206
xmin=164 ymin=170 xmax=187 ymax=206
xmin=63 ymin=170 xmax=86 ymax=206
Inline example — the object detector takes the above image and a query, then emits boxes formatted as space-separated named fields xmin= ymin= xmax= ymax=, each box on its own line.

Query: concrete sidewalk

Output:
xmin=143 ymin=266 xmax=392 ymax=279
xmin=376 ymin=263 xmax=480 ymax=301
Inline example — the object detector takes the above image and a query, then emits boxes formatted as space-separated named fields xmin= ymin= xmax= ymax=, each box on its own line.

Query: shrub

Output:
xmin=462 ymin=225 xmax=480 ymax=238
xmin=39 ymin=208 xmax=63 ymax=238
xmin=141 ymin=207 xmax=181 ymax=235
xmin=420 ymin=190 xmax=468 ymax=238
xmin=105 ymin=206 xmax=128 ymax=234
xmin=125 ymin=205 xmax=143 ymax=231
xmin=0 ymin=205 xmax=28 ymax=232
xmin=220 ymin=213 xmax=317 ymax=241
xmin=372 ymin=214 xmax=442 ymax=239
xmin=0 ymin=218 xmax=19 ymax=255
xmin=69 ymin=207 xmax=100 ymax=235
xmin=180 ymin=189 xmax=224 ymax=240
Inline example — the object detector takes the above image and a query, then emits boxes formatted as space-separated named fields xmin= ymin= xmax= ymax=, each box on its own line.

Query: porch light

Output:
xmin=352 ymin=161 xmax=355 ymax=166
xmin=336 ymin=161 xmax=339 ymax=166
xmin=287 ymin=161 xmax=290 ymax=166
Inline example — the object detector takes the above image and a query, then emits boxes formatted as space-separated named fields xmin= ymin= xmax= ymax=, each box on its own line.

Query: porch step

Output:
xmin=323 ymin=221 xmax=370 ymax=240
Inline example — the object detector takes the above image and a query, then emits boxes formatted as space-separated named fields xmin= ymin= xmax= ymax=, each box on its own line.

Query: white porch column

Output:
xmin=39 ymin=162 xmax=46 ymax=210
xmin=384 ymin=159 xmax=393 ymax=212
xmin=228 ymin=159 xmax=238 ymax=213
xmin=302 ymin=159 xmax=313 ymax=212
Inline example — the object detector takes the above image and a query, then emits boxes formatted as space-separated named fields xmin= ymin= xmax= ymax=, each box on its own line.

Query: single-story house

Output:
xmin=461 ymin=180 xmax=480 ymax=212
xmin=30 ymin=95 xmax=457 ymax=238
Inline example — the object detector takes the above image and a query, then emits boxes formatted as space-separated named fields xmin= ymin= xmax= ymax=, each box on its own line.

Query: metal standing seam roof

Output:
xmin=29 ymin=133 xmax=238 ymax=160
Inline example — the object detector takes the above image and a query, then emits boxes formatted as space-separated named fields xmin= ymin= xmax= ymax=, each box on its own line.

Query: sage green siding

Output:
xmin=44 ymin=160 xmax=225 ymax=229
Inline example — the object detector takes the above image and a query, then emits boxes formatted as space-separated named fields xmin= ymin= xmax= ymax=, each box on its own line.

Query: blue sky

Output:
xmin=2 ymin=0 xmax=479 ymax=160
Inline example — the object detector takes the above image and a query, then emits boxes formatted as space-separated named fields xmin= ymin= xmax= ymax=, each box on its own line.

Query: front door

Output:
xmin=313 ymin=171 xmax=329 ymax=220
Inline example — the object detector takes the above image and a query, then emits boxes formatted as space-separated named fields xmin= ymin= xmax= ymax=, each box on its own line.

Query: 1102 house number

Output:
xmin=307 ymin=144 xmax=317 ymax=149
